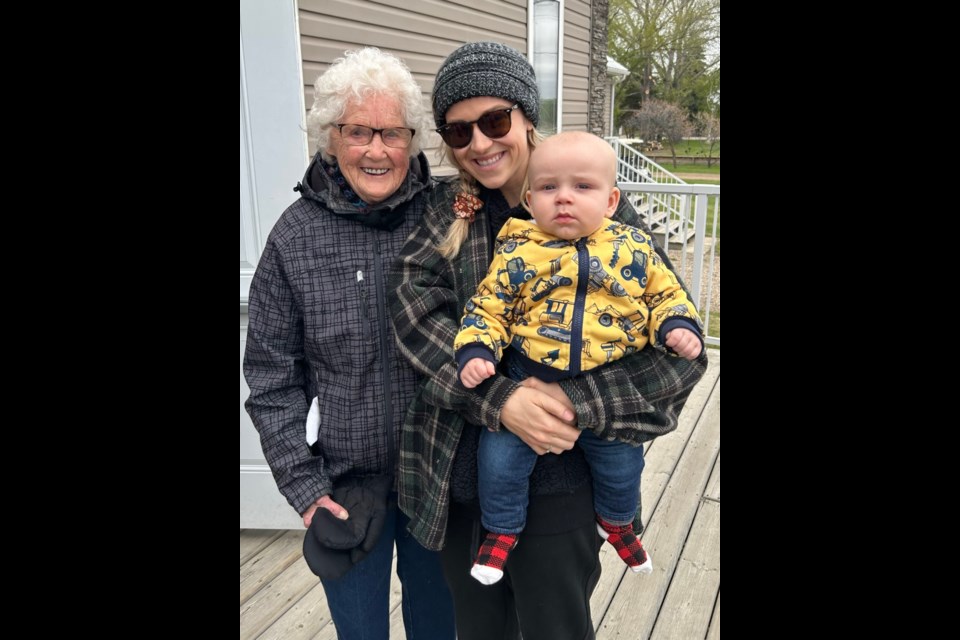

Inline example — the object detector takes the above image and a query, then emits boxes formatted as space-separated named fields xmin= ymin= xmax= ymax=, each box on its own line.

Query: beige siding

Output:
xmin=562 ymin=0 xmax=592 ymax=131
xmin=298 ymin=0 xmax=527 ymax=173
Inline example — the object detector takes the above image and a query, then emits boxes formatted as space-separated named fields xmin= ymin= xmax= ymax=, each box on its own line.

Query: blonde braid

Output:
xmin=437 ymin=171 xmax=479 ymax=258
xmin=436 ymin=128 xmax=545 ymax=259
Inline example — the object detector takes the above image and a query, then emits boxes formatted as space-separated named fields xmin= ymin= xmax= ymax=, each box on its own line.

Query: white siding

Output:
xmin=240 ymin=0 xmax=309 ymax=529
xmin=240 ymin=0 xmax=308 ymax=302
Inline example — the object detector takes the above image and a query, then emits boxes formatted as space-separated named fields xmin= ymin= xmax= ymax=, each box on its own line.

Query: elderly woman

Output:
xmin=243 ymin=48 xmax=454 ymax=640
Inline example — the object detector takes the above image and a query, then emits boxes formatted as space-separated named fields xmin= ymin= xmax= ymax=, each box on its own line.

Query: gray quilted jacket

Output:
xmin=244 ymin=152 xmax=432 ymax=515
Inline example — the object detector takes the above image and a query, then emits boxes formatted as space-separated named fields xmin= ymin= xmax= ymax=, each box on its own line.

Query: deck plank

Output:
xmin=386 ymin=551 xmax=407 ymax=639
xmin=590 ymin=355 xmax=720 ymax=627
xmin=240 ymin=529 xmax=284 ymax=567
xmin=240 ymin=554 xmax=323 ymax=640
xmin=704 ymin=454 xmax=720 ymax=502
xmin=650 ymin=499 xmax=721 ymax=639
xmin=255 ymin=582 xmax=331 ymax=640
xmin=240 ymin=530 xmax=306 ymax=604
xmin=642 ymin=352 xmax=721 ymax=514
xmin=706 ymin=593 xmax=720 ymax=640
xmin=595 ymin=378 xmax=720 ymax=640
xmin=590 ymin=544 xmax=627 ymax=627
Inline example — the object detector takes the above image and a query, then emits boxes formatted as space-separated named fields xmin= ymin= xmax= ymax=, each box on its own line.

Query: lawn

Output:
xmin=692 ymin=178 xmax=720 ymax=244
xmin=669 ymin=139 xmax=720 ymax=157
xmin=705 ymin=311 xmax=720 ymax=347
xmin=669 ymin=163 xmax=720 ymax=175
xmin=648 ymin=139 xmax=720 ymax=170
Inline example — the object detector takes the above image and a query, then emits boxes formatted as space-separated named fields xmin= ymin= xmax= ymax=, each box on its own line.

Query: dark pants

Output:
xmin=320 ymin=497 xmax=455 ymax=640
xmin=440 ymin=488 xmax=605 ymax=640
xmin=479 ymin=428 xmax=646 ymax=531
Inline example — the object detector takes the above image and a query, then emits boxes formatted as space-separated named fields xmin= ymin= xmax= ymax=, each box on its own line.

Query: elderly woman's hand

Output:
xmin=302 ymin=494 xmax=350 ymax=528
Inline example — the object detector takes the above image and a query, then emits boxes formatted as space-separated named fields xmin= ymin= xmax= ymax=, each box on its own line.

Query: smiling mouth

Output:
xmin=475 ymin=152 xmax=504 ymax=167
xmin=362 ymin=168 xmax=389 ymax=175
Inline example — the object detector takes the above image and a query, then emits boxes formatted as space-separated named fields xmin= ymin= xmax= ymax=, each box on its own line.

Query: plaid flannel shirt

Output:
xmin=388 ymin=181 xmax=707 ymax=550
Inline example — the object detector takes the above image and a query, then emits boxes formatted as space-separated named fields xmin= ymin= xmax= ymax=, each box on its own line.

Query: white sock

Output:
xmin=470 ymin=563 xmax=505 ymax=585
xmin=631 ymin=552 xmax=653 ymax=574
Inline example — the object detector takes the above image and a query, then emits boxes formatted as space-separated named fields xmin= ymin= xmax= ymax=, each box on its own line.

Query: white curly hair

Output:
xmin=306 ymin=48 xmax=426 ymax=161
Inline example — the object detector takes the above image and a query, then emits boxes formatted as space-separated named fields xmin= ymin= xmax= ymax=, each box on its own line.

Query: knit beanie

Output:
xmin=433 ymin=41 xmax=540 ymax=129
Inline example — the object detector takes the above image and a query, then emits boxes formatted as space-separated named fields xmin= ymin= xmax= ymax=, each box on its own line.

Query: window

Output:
xmin=532 ymin=0 xmax=562 ymax=133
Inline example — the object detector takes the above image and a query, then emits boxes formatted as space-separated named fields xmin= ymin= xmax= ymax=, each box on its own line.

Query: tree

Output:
xmin=608 ymin=0 xmax=666 ymax=116
xmin=608 ymin=0 xmax=720 ymax=124
xmin=624 ymin=99 xmax=692 ymax=167
xmin=695 ymin=111 xmax=720 ymax=167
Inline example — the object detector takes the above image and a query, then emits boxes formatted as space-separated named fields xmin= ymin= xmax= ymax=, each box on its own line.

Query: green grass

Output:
xmin=703 ymin=310 xmax=720 ymax=344
xmin=668 ymin=139 xmax=720 ymax=156
xmin=686 ymin=178 xmax=720 ymax=245
xmin=707 ymin=199 xmax=720 ymax=254
xmin=667 ymin=163 xmax=720 ymax=175
xmin=675 ymin=177 xmax=720 ymax=248
xmin=648 ymin=139 xmax=720 ymax=171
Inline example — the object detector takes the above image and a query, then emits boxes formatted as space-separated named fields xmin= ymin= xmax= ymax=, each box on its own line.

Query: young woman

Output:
xmin=389 ymin=42 xmax=706 ymax=640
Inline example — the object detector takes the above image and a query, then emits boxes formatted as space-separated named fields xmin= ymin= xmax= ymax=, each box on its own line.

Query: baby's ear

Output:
xmin=606 ymin=186 xmax=621 ymax=218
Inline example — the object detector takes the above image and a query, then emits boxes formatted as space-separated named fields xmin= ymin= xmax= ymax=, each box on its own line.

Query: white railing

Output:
xmin=606 ymin=138 xmax=692 ymax=246
xmin=618 ymin=182 xmax=720 ymax=348
xmin=606 ymin=138 xmax=687 ymax=186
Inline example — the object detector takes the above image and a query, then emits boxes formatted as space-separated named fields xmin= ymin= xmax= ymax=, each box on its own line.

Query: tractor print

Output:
xmin=460 ymin=313 xmax=487 ymax=330
xmin=494 ymin=257 xmax=537 ymax=304
xmin=600 ymin=338 xmax=639 ymax=363
xmin=500 ymin=257 xmax=536 ymax=289
xmin=536 ymin=298 xmax=572 ymax=344
xmin=529 ymin=274 xmax=573 ymax=302
xmin=587 ymin=256 xmax=628 ymax=297
xmin=654 ymin=304 xmax=695 ymax=324
xmin=620 ymin=250 xmax=648 ymax=287
xmin=596 ymin=308 xmax=647 ymax=342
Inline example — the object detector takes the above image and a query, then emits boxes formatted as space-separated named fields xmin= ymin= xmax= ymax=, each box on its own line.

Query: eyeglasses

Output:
xmin=435 ymin=105 xmax=520 ymax=149
xmin=334 ymin=123 xmax=415 ymax=148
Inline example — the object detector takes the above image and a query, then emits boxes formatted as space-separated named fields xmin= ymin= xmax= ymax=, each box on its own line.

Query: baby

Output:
xmin=455 ymin=131 xmax=703 ymax=585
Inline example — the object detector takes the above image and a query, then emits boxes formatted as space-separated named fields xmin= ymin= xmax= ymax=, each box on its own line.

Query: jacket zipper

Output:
xmin=357 ymin=269 xmax=376 ymax=343
xmin=570 ymin=238 xmax=589 ymax=377
xmin=373 ymin=235 xmax=396 ymax=472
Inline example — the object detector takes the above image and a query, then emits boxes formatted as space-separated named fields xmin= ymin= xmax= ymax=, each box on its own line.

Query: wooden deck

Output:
xmin=241 ymin=350 xmax=719 ymax=639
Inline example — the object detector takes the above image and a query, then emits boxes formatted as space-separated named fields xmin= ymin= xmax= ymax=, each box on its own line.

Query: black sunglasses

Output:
xmin=436 ymin=104 xmax=520 ymax=149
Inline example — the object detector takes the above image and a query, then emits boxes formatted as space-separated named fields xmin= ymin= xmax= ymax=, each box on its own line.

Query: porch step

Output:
xmin=629 ymin=195 xmax=693 ymax=244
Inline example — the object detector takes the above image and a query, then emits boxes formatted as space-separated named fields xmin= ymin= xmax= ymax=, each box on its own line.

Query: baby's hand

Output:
xmin=665 ymin=328 xmax=702 ymax=360
xmin=461 ymin=358 xmax=496 ymax=388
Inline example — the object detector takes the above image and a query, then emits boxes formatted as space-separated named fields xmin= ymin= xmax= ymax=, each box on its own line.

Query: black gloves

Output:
xmin=302 ymin=475 xmax=393 ymax=580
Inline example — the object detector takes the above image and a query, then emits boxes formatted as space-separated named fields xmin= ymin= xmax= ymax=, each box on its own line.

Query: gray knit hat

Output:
xmin=433 ymin=41 xmax=540 ymax=129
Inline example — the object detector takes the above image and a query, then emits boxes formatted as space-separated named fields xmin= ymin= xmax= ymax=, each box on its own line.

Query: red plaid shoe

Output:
xmin=470 ymin=533 xmax=519 ymax=585
xmin=596 ymin=517 xmax=653 ymax=574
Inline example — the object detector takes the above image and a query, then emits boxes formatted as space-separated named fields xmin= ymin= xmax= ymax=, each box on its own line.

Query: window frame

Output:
xmin=528 ymin=0 xmax=564 ymax=133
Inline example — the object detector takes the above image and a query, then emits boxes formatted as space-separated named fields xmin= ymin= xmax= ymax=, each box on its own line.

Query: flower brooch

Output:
xmin=453 ymin=192 xmax=483 ymax=221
